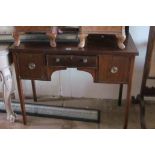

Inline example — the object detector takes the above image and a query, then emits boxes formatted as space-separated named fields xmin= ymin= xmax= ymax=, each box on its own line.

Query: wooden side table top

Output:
xmin=10 ymin=34 xmax=138 ymax=56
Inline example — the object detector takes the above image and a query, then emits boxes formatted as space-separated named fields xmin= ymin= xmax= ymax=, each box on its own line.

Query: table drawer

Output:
xmin=17 ymin=53 xmax=46 ymax=80
xmin=46 ymin=55 xmax=97 ymax=68
xmin=98 ymin=55 xmax=130 ymax=83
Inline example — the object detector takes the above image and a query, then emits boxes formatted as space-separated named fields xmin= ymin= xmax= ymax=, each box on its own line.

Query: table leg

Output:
xmin=123 ymin=58 xmax=135 ymax=129
xmin=118 ymin=84 xmax=123 ymax=106
xmin=123 ymin=83 xmax=132 ymax=128
xmin=31 ymin=80 xmax=37 ymax=102
xmin=16 ymin=78 xmax=27 ymax=124
xmin=13 ymin=54 xmax=27 ymax=124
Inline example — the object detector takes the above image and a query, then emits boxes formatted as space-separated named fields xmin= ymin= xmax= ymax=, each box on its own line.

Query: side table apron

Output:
xmin=0 ymin=49 xmax=16 ymax=122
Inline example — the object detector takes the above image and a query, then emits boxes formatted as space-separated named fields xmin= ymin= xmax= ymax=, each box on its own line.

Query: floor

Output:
xmin=0 ymin=97 xmax=154 ymax=129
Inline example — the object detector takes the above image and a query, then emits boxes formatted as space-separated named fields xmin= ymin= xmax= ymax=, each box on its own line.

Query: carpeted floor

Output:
xmin=0 ymin=98 xmax=154 ymax=129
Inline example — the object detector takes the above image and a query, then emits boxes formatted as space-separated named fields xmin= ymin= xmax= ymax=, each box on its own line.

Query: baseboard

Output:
xmin=0 ymin=100 xmax=100 ymax=123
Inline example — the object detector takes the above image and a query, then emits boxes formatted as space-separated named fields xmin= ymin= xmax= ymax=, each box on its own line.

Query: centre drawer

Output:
xmin=46 ymin=55 xmax=97 ymax=68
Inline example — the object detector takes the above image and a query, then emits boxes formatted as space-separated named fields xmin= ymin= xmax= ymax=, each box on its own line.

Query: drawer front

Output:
xmin=46 ymin=55 xmax=97 ymax=68
xmin=98 ymin=55 xmax=130 ymax=83
xmin=17 ymin=53 xmax=46 ymax=80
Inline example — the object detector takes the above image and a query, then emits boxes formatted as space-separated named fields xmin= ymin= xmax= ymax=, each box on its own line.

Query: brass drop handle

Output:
xmin=65 ymin=47 xmax=72 ymax=51
xmin=28 ymin=63 xmax=36 ymax=70
xmin=56 ymin=58 xmax=60 ymax=63
xmin=70 ymin=56 xmax=73 ymax=60
xmin=83 ymin=58 xmax=88 ymax=63
xmin=111 ymin=66 xmax=118 ymax=74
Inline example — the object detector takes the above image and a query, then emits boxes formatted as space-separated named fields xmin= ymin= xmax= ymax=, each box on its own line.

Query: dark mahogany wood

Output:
xmin=118 ymin=84 xmax=123 ymax=106
xmin=124 ymin=57 xmax=135 ymax=129
xmin=12 ymin=53 xmax=27 ymax=124
xmin=98 ymin=55 xmax=131 ymax=83
xmin=9 ymin=34 xmax=138 ymax=128
xmin=46 ymin=55 xmax=97 ymax=68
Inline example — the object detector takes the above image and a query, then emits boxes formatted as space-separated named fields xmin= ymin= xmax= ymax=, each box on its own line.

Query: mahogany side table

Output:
xmin=9 ymin=34 xmax=138 ymax=128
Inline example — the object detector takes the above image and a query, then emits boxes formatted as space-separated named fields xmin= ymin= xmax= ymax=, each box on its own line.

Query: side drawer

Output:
xmin=17 ymin=53 xmax=46 ymax=80
xmin=98 ymin=55 xmax=131 ymax=83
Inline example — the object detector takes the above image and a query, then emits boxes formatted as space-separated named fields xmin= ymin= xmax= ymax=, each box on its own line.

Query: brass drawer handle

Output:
xmin=28 ymin=63 xmax=36 ymax=70
xmin=56 ymin=58 xmax=60 ymax=63
xmin=111 ymin=66 xmax=118 ymax=74
xmin=83 ymin=58 xmax=88 ymax=63
xmin=65 ymin=47 xmax=72 ymax=51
